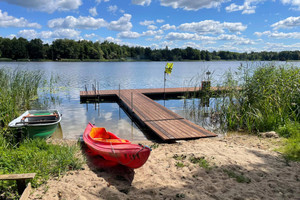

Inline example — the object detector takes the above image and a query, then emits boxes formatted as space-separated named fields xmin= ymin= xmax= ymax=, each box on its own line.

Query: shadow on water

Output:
xmin=51 ymin=123 xmax=63 ymax=139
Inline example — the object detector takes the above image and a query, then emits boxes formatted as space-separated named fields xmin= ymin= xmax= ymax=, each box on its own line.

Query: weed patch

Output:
xmin=223 ymin=169 xmax=251 ymax=183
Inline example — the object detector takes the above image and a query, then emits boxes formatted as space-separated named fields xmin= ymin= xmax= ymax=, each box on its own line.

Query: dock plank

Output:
xmin=80 ymin=87 xmax=217 ymax=141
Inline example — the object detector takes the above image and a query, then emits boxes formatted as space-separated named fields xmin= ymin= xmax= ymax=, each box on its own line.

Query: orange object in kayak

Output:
xmin=83 ymin=123 xmax=151 ymax=169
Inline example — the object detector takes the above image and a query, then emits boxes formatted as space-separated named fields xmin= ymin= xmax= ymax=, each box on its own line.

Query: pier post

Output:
xmin=131 ymin=92 xmax=133 ymax=111
xmin=201 ymin=80 xmax=211 ymax=91
xmin=119 ymin=84 xmax=120 ymax=98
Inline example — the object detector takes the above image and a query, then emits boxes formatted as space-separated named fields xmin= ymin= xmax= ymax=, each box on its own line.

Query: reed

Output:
xmin=0 ymin=68 xmax=83 ymax=199
xmin=216 ymin=63 xmax=299 ymax=161
xmin=217 ymin=63 xmax=299 ymax=133
xmin=185 ymin=63 xmax=299 ymax=161
xmin=0 ymin=69 xmax=44 ymax=140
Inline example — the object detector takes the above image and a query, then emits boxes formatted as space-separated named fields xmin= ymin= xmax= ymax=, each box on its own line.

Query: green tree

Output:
xmin=28 ymin=38 xmax=44 ymax=59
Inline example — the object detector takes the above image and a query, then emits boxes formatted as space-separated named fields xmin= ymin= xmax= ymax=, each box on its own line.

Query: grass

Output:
xmin=223 ymin=169 xmax=251 ymax=183
xmin=173 ymin=154 xmax=212 ymax=170
xmin=189 ymin=156 xmax=211 ymax=170
xmin=175 ymin=162 xmax=185 ymax=168
xmin=0 ymin=68 xmax=84 ymax=199
xmin=218 ymin=64 xmax=300 ymax=161
xmin=186 ymin=63 xmax=299 ymax=161
xmin=0 ymin=136 xmax=84 ymax=199
xmin=218 ymin=64 xmax=299 ymax=132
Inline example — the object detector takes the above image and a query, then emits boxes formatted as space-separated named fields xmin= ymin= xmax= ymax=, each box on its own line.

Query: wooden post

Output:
xmin=164 ymin=72 xmax=166 ymax=100
xmin=201 ymin=81 xmax=211 ymax=91
xmin=201 ymin=81 xmax=211 ymax=107
xmin=131 ymin=92 xmax=133 ymax=111
xmin=0 ymin=173 xmax=36 ymax=197
xmin=119 ymin=84 xmax=120 ymax=98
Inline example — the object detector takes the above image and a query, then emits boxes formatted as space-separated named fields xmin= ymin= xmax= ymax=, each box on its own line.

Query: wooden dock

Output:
xmin=80 ymin=87 xmax=218 ymax=141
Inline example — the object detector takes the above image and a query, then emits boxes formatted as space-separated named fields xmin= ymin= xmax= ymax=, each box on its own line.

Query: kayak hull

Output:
xmin=83 ymin=123 xmax=151 ymax=169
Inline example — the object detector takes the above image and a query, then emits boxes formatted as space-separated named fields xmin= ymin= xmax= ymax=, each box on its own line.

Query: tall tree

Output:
xmin=28 ymin=38 xmax=44 ymax=59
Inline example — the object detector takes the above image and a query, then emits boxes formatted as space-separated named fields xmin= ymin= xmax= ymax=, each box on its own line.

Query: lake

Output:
xmin=1 ymin=61 xmax=299 ymax=141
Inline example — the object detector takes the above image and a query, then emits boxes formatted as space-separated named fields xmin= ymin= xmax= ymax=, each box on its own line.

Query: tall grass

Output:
xmin=184 ymin=63 xmax=299 ymax=161
xmin=217 ymin=64 xmax=299 ymax=133
xmin=0 ymin=68 xmax=84 ymax=199
xmin=216 ymin=63 xmax=300 ymax=161
xmin=0 ymin=68 xmax=44 ymax=141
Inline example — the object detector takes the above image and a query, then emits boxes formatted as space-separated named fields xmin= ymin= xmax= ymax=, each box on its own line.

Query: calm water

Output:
xmin=1 ymin=61 xmax=299 ymax=140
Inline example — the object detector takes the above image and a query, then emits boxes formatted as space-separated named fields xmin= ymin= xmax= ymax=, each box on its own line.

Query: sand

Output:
xmin=29 ymin=134 xmax=300 ymax=200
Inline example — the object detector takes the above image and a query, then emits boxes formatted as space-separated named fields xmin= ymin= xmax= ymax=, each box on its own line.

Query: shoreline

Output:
xmin=30 ymin=134 xmax=300 ymax=200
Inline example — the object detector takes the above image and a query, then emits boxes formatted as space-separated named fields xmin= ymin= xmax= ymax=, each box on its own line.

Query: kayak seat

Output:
xmin=89 ymin=127 xmax=130 ymax=144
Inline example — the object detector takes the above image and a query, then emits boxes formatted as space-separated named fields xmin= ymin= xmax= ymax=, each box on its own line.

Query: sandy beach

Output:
xmin=29 ymin=134 xmax=300 ymax=200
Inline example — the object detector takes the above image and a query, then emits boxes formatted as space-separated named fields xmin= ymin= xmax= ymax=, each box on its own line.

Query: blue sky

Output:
xmin=0 ymin=0 xmax=299 ymax=52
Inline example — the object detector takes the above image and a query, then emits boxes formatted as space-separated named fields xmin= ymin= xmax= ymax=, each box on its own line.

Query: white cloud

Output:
xmin=156 ymin=19 xmax=165 ymax=23
xmin=154 ymin=35 xmax=163 ymax=40
xmin=223 ymin=22 xmax=247 ymax=32
xmin=48 ymin=16 xmax=107 ymax=29
xmin=160 ymin=0 xmax=229 ymax=11
xmin=178 ymin=20 xmax=247 ymax=34
xmin=0 ymin=10 xmax=41 ymax=28
xmin=148 ymin=25 xmax=157 ymax=30
xmin=225 ymin=0 xmax=266 ymax=14
xmin=84 ymin=33 xmax=98 ymax=39
xmin=217 ymin=34 xmax=241 ymax=40
xmin=18 ymin=29 xmax=38 ymax=39
xmin=96 ymin=0 xmax=110 ymax=3
xmin=165 ymin=32 xmax=215 ymax=41
xmin=142 ymin=30 xmax=164 ymax=36
xmin=18 ymin=28 xmax=81 ymax=40
xmin=271 ymin=16 xmax=300 ymax=30
xmin=254 ymin=31 xmax=271 ymax=37
xmin=182 ymin=42 xmax=203 ymax=49
xmin=0 ymin=0 xmax=82 ymax=13
xmin=254 ymin=31 xmax=300 ymax=39
xmin=89 ymin=7 xmax=98 ymax=16
xmin=117 ymin=31 xmax=141 ymax=39
xmin=281 ymin=0 xmax=300 ymax=10
xmin=42 ymin=29 xmax=81 ymax=39
xmin=140 ymin=20 xmax=155 ymax=26
xmin=234 ymin=39 xmax=255 ymax=45
xmin=263 ymin=42 xmax=300 ymax=51
xmin=160 ymin=24 xmax=176 ymax=30
xmin=131 ymin=0 xmax=151 ymax=6
xmin=107 ymin=5 xmax=118 ymax=14
xmin=105 ymin=36 xmax=122 ymax=44
xmin=108 ymin=14 xmax=132 ymax=31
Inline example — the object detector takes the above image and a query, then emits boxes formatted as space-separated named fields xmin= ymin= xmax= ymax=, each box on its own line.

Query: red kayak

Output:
xmin=83 ymin=122 xmax=151 ymax=169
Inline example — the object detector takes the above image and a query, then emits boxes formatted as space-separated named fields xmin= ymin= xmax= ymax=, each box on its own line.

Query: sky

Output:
xmin=0 ymin=0 xmax=299 ymax=52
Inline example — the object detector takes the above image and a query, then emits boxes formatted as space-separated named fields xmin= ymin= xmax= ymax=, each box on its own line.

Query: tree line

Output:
xmin=0 ymin=37 xmax=299 ymax=61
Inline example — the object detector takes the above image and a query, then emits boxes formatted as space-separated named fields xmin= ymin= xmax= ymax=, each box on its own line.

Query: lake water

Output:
xmin=1 ymin=61 xmax=299 ymax=141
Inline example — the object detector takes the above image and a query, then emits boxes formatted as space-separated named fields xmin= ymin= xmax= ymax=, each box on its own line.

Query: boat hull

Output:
xmin=9 ymin=110 xmax=61 ymax=139
xmin=25 ymin=123 xmax=59 ymax=139
xmin=83 ymin=123 xmax=151 ymax=169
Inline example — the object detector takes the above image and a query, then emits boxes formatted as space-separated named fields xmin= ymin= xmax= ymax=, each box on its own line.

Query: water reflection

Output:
xmin=156 ymin=98 xmax=225 ymax=136
xmin=82 ymin=102 xmax=148 ymax=141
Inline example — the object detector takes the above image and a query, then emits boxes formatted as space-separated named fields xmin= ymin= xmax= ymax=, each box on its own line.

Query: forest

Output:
xmin=0 ymin=37 xmax=300 ymax=61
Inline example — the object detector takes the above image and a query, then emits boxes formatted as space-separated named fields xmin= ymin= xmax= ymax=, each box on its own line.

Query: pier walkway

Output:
xmin=80 ymin=87 xmax=218 ymax=141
